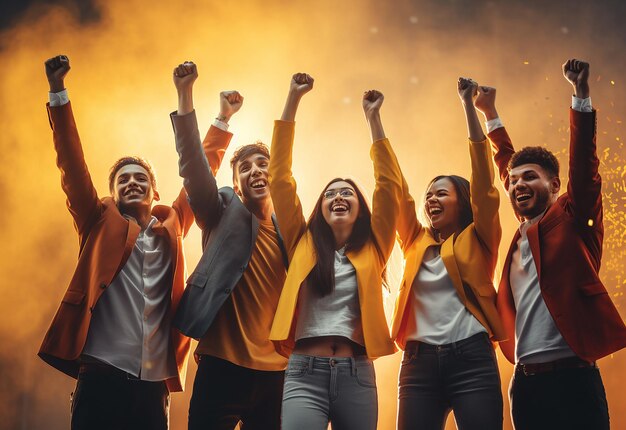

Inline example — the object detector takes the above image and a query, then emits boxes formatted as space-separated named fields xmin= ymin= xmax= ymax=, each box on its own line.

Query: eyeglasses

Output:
xmin=323 ymin=188 xmax=355 ymax=199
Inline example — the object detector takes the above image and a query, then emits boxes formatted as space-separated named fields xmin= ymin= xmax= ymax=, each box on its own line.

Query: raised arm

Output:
xmin=268 ymin=73 xmax=313 ymax=257
xmin=363 ymin=90 xmax=403 ymax=261
xmin=171 ymin=62 xmax=231 ymax=231
xmin=201 ymin=91 xmax=242 ymax=173
xmin=475 ymin=85 xmax=515 ymax=192
xmin=562 ymin=59 xmax=601 ymax=226
xmin=458 ymin=78 xmax=501 ymax=253
xmin=45 ymin=55 xmax=102 ymax=237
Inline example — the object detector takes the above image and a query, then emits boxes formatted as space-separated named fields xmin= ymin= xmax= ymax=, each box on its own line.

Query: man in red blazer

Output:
xmin=475 ymin=59 xmax=626 ymax=429
xmin=38 ymin=55 xmax=222 ymax=429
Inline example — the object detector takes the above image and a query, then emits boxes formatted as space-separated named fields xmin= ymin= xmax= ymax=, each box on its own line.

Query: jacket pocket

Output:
xmin=579 ymin=282 xmax=608 ymax=296
xmin=474 ymin=283 xmax=497 ymax=298
xmin=62 ymin=290 xmax=85 ymax=305
xmin=186 ymin=272 xmax=209 ymax=288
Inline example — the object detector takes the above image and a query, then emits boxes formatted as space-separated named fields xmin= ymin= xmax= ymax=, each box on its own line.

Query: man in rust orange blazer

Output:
xmin=475 ymin=59 xmax=626 ymax=429
xmin=38 ymin=55 xmax=222 ymax=429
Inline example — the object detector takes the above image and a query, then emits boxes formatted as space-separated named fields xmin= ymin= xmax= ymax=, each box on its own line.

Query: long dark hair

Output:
xmin=424 ymin=175 xmax=473 ymax=237
xmin=306 ymin=178 xmax=372 ymax=296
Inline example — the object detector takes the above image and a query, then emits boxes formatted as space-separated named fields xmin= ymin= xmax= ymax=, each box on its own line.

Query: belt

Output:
xmin=405 ymin=332 xmax=489 ymax=354
xmin=515 ymin=356 xmax=595 ymax=376
xmin=79 ymin=362 xmax=141 ymax=381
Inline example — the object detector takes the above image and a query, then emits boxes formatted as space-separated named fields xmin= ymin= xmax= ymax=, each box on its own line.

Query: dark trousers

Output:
xmin=510 ymin=365 xmax=609 ymax=430
xmin=189 ymin=355 xmax=285 ymax=430
xmin=397 ymin=332 xmax=503 ymax=430
xmin=71 ymin=364 xmax=169 ymax=430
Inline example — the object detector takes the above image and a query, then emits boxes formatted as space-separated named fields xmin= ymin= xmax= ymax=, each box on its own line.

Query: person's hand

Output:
xmin=362 ymin=90 xmax=384 ymax=118
xmin=218 ymin=91 xmax=244 ymax=122
xmin=45 ymin=55 xmax=70 ymax=93
xmin=457 ymin=77 xmax=478 ymax=104
xmin=173 ymin=61 xmax=198 ymax=93
xmin=562 ymin=58 xmax=590 ymax=99
xmin=474 ymin=86 xmax=498 ymax=121
xmin=288 ymin=73 xmax=314 ymax=98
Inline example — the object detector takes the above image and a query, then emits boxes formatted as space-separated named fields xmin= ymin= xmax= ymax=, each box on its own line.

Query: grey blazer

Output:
xmin=170 ymin=111 xmax=288 ymax=339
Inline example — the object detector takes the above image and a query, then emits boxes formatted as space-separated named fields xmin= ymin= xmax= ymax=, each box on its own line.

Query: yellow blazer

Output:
xmin=268 ymin=120 xmax=400 ymax=359
xmin=391 ymin=138 xmax=507 ymax=349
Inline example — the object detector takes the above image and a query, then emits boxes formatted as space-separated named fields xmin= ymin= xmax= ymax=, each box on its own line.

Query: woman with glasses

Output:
xmin=268 ymin=73 xmax=401 ymax=430
xmin=390 ymin=78 xmax=506 ymax=430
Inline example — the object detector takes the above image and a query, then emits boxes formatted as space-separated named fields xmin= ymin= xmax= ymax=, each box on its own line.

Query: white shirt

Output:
xmin=405 ymin=245 xmax=486 ymax=345
xmin=82 ymin=217 xmax=176 ymax=380
xmin=295 ymin=247 xmax=364 ymax=346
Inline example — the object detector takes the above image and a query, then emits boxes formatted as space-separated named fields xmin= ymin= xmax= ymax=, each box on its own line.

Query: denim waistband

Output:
xmin=289 ymin=353 xmax=371 ymax=371
xmin=405 ymin=332 xmax=490 ymax=355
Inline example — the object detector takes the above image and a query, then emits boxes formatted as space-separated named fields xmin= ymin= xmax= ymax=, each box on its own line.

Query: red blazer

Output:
xmin=37 ymin=103 xmax=226 ymax=392
xmin=489 ymin=109 xmax=626 ymax=364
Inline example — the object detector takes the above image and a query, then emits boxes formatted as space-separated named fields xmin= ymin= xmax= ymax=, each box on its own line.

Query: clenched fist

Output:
xmin=45 ymin=55 xmax=70 ymax=93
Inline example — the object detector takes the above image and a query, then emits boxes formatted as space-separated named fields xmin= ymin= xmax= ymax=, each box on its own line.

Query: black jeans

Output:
xmin=70 ymin=364 xmax=169 ymax=430
xmin=398 ymin=332 xmax=503 ymax=430
xmin=510 ymin=364 xmax=609 ymax=430
xmin=189 ymin=355 xmax=285 ymax=430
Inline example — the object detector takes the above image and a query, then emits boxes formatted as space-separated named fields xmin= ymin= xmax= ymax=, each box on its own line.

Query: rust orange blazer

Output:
xmin=489 ymin=109 xmax=626 ymax=363
xmin=38 ymin=102 xmax=229 ymax=392
xmin=390 ymin=138 xmax=507 ymax=349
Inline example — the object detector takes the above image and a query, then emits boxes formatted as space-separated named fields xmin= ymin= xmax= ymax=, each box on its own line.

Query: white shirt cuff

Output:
xmin=572 ymin=96 xmax=592 ymax=113
xmin=486 ymin=117 xmax=504 ymax=133
xmin=49 ymin=89 xmax=69 ymax=107
xmin=212 ymin=119 xmax=229 ymax=131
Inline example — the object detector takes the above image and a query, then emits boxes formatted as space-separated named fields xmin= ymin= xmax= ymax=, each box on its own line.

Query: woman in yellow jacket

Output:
xmin=268 ymin=73 xmax=401 ymax=430
xmin=391 ymin=78 xmax=507 ymax=430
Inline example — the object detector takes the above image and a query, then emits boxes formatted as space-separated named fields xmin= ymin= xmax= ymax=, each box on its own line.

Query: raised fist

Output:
xmin=362 ymin=90 xmax=384 ymax=116
xmin=45 ymin=55 xmax=70 ymax=92
xmin=457 ymin=77 xmax=478 ymax=103
xmin=219 ymin=91 xmax=244 ymax=121
xmin=173 ymin=61 xmax=198 ymax=92
xmin=562 ymin=59 xmax=590 ymax=97
xmin=474 ymin=86 xmax=497 ymax=119
xmin=289 ymin=73 xmax=314 ymax=97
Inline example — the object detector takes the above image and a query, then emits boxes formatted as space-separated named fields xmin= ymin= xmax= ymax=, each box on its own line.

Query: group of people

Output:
xmin=38 ymin=54 xmax=626 ymax=430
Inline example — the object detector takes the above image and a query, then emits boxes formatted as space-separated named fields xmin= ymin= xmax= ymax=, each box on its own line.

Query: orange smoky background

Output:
xmin=0 ymin=0 xmax=625 ymax=429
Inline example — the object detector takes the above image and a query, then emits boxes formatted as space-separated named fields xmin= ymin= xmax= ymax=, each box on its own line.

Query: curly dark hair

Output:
xmin=230 ymin=141 xmax=270 ymax=181
xmin=108 ymin=156 xmax=157 ymax=194
xmin=509 ymin=146 xmax=560 ymax=178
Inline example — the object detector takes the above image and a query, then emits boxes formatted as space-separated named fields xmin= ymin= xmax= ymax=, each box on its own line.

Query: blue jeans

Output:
xmin=281 ymin=354 xmax=378 ymax=430
xmin=398 ymin=332 xmax=503 ymax=430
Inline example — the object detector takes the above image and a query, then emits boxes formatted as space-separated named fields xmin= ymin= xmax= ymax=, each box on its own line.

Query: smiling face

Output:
xmin=112 ymin=164 xmax=156 ymax=211
xmin=321 ymin=180 xmax=360 ymax=229
xmin=233 ymin=152 xmax=271 ymax=206
xmin=425 ymin=177 xmax=462 ymax=239
xmin=508 ymin=163 xmax=560 ymax=220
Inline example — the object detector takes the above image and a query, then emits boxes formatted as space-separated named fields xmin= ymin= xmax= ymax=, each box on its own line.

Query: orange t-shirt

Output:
xmin=196 ymin=219 xmax=288 ymax=371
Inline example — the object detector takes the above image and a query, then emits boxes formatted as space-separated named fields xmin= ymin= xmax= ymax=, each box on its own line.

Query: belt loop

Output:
xmin=415 ymin=341 xmax=420 ymax=357
xmin=451 ymin=339 xmax=459 ymax=356
xmin=307 ymin=355 xmax=314 ymax=374
xmin=350 ymin=357 xmax=356 ymax=376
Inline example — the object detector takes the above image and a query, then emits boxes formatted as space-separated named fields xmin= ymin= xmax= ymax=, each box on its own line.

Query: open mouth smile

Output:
xmin=515 ymin=192 xmax=532 ymax=203
xmin=250 ymin=179 xmax=267 ymax=189
xmin=331 ymin=202 xmax=349 ymax=213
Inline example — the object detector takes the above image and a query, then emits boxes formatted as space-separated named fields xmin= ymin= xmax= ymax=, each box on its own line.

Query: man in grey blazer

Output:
xmin=170 ymin=61 xmax=288 ymax=430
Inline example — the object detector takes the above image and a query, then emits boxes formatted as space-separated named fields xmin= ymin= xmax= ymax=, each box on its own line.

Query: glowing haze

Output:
xmin=1 ymin=0 xmax=624 ymax=429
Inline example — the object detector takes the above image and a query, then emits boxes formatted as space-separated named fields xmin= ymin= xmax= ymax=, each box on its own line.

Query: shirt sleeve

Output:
xmin=485 ymin=117 xmax=504 ymax=133
xmin=49 ymin=89 xmax=69 ymax=107
xmin=212 ymin=119 xmax=229 ymax=131
xmin=572 ymin=96 xmax=593 ymax=113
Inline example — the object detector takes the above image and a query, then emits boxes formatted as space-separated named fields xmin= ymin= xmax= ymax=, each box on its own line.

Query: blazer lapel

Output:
xmin=441 ymin=235 xmax=467 ymax=302
xmin=526 ymin=222 xmax=541 ymax=282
